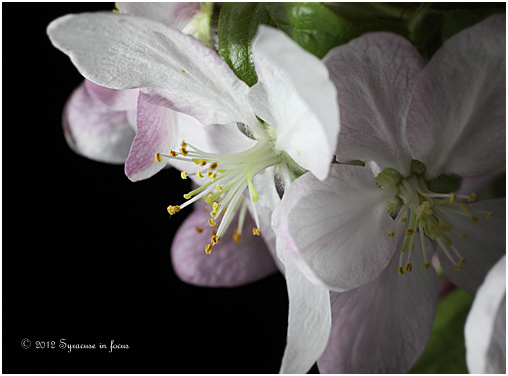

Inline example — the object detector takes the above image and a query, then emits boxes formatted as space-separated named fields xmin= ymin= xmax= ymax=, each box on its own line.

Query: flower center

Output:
xmin=385 ymin=174 xmax=492 ymax=275
xmin=156 ymin=137 xmax=284 ymax=253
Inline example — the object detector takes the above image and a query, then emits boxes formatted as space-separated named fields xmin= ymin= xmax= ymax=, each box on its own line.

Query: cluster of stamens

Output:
xmin=156 ymin=138 xmax=282 ymax=254
xmin=388 ymin=175 xmax=492 ymax=275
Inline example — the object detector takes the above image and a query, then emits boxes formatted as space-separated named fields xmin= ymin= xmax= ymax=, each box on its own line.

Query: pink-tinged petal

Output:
xmin=63 ymin=82 xmax=135 ymax=164
xmin=438 ymin=198 xmax=506 ymax=295
xmin=84 ymin=79 xmax=139 ymax=111
xmin=407 ymin=15 xmax=506 ymax=179
xmin=125 ymin=93 xmax=177 ymax=181
xmin=465 ymin=255 xmax=506 ymax=374
xmin=278 ymin=164 xmax=398 ymax=292
xmin=171 ymin=202 xmax=278 ymax=287
xmin=249 ymin=26 xmax=339 ymax=181
xmin=272 ymin=204 xmax=331 ymax=374
xmin=47 ymin=13 xmax=257 ymax=127
xmin=117 ymin=2 xmax=202 ymax=29
xmin=324 ymin=32 xmax=425 ymax=177
xmin=318 ymin=242 xmax=439 ymax=373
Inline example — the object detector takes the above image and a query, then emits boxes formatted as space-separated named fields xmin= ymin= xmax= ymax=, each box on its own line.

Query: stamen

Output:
xmin=208 ymin=219 xmax=218 ymax=227
xmin=155 ymin=153 xmax=163 ymax=163
xmin=469 ymin=216 xmax=479 ymax=223
xmin=468 ymin=193 xmax=476 ymax=202
xmin=211 ymin=235 xmax=219 ymax=244
xmin=180 ymin=147 xmax=188 ymax=156
xmin=252 ymin=228 xmax=261 ymax=236
xmin=181 ymin=171 xmax=188 ymax=179
xmin=167 ymin=205 xmax=180 ymax=215
xmin=196 ymin=171 xmax=204 ymax=179
xmin=210 ymin=162 xmax=218 ymax=170
xmin=405 ymin=262 xmax=413 ymax=272
xmin=485 ymin=212 xmax=493 ymax=219
xmin=233 ymin=228 xmax=242 ymax=244
xmin=459 ymin=203 xmax=472 ymax=214
xmin=397 ymin=266 xmax=404 ymax=275
xmin=195 ymin=226 xmax=203 ymax=233
xmin=205 ymin=244 xmax=213 ymax=254
xmin=169 ymin=149 xmax=178 ymax=157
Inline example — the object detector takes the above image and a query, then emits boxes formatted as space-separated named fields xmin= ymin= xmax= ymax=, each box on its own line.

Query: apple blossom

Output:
xmin=274 ymin=14 xmax=506 ymax=373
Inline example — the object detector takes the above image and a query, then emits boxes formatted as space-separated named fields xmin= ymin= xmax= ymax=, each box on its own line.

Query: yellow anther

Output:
xmin=405 ymin=262 xmax=413 ymax=272
xmin=397 ymin=266 xmax=404 ymax=275
xmin=450 ymin=193 xmax=457 ymax=203
xmin=199 ymin=159 xmax=207 ymax=167
xmin=459 ymin=258 xmax=466 ymax=265
xmin=205 ymin=244 xmax=213 ymax=254
xmin=211 ymin=229 xmax=217 ymax=237
xmin=459 ymin=203 xmax=472 ymax=214
xmin=406 ymin=228 xmax=414 ymax=236
xmin=469 ymin=215 xmax=479 ymax=223
xmin=468 ymin=193 xmax=477 ymax=202
xmin=454 ymin=264 xmax=462 ymax=271
xmin=155 ymin=153 xmax=163 ymax=163
xmin=181 ymin=171 xmax=188 ymax=179
xmin=423 ymin=262 xmax=431 ymax=269
xmin=181 ymin=139 xmax=187 ymax=148
xmin=400 ymin=216 xmax=407 ymax=223
xmin=169 ymin=149 xmax=178 ymax=157
xmin=213 ymin=202 xmax=220 ymax=211
xmin=207 ymin=171 xmax=214 ymax=179
xmin=212 ymin=173 xmax=217 ymax=179
xmin=180 ymin=147 xmax=188 ymax=156
xmin=461 ymin=234 xmax=468 ymax=241
xmin=427 ymin=223 xmax=439 ymax=240
xmin=216 ymin=184 xmax=223 ymax=192
xmin=196 ymin=171 xmax=204 ymax=179
xmin=233 ymin=228 xmax=242 ymax=244
xmin=183 ymin=193 xmax=192 ymax=199
xmin=210 ymin=162 xmax=218 ymax=170
xmin=195 ymin=226 xmax=203 ymax=233
xmin=252 ymin=228 xmax=261 ymax=236
xmin=210 ymin=210 xmax=219 ymax=218
xmin=211 ymin=235 xmax=219 ymax=244
xmin=438 ymin=219 xmax=452 ymax=232
xmin=387 ymin=231 xmax=395 ymax=238
xmin=208 ymin=219 xmax=218 ymax=227
xmin=486 ymin=212 xmax=493 ymax=219
xmin=167 ymin=205 xmax=181 ymax=215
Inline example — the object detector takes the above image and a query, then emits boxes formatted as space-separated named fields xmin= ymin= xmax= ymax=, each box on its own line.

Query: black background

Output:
xmin=3 ymin=3 xmax=295 ymax=373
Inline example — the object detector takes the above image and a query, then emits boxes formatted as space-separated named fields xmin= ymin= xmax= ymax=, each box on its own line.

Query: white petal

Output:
xmin=277 ymin=164 xmax=398 ymax=292
xmin=465 ymin=255 xmax=506 ymax=374
xmin=47 ymin=12 xmax=257 ymax=127
xmin=249 ymin=26 xmax=339 ymax=181
xmin=407 ymin=15 xmax=506 ymax=179
xmin=318 ymin=242 xmax=439 ymax=373
xmin=272 ymin=204 xmax=331 ymax=374
xmin=324 ymin=32 xmax=425 ymax=176
xmin=117 ymin=2 xmax=202 ymax=29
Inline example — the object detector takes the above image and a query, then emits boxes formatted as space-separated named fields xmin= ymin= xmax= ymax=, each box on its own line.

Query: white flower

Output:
xmin=48 ymin=11 xmax=340 ymax=373
xmin=274 ymin=15 xmax=506 ymax=373
xmin=465 ymin=254 xmax=506 ymax=374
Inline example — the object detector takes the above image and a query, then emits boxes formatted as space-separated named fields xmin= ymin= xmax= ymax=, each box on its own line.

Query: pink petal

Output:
xmin=318 ymin=242 xmax=439 ymax=373
xmin=438 ymin=198 xmax=506 ymax=295
xmin=124 ymin=93 xmax=177 ymax=181
xmin=324 ymin=32 xmax=425 ymax=176
xmin=84 ymin=79 xmax=139 ymax=112
xmin=406 ymin=15 xmax=506 ymax=179
xmin=63 ymin=82 xmax=135 ymax=164
xmin=171 ymin=202 xmax=278 ymax=287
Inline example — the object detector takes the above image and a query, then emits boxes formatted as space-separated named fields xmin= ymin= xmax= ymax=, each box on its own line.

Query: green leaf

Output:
xmin=409 ymin=289 xmax=474 ymax=374
xmin=442 ymin=7 xmax=506 ymax=42
xmin=218 ymin=3 xmax=278 ymax=86
xmin=218 ymin=2 xmax=409 ymax=86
